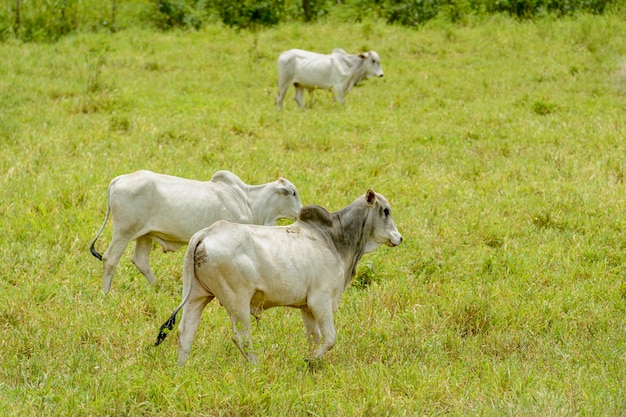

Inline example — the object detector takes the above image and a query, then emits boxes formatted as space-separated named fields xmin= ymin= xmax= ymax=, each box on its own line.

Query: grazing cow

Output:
xmin=276 ymin=48 xmax=384 ymax=111
xmin=155 ymin=190 xmax=402 ymax=366
xmin=90 ymin=170 xmax=302 ymax=294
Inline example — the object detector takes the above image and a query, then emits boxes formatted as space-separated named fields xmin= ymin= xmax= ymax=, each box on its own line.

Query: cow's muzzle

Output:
xmin=387 ymin=234 xmax=402 ymax=247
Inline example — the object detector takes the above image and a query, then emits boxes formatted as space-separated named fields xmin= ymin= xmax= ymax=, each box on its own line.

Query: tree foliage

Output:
xmin=2 ymin=0 xmax=622 ymax=42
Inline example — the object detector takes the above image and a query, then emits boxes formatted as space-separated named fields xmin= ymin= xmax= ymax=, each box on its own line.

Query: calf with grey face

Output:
xmin=155 ymin=190 xmax=402 ymax=366
xmin=276 ymin=48 xmax=384 ymax=111
xmin=90 ymin=170 xmax=302 ymax=293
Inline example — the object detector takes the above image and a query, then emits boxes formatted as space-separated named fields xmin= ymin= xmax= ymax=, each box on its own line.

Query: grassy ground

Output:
xmin=1 ymin=13 xmax=626 ymax=416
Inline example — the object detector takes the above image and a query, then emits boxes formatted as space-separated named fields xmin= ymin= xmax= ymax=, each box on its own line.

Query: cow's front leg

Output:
xmin=227 ymin=305 xmax=258 ymax=365
xmin=333 ymin=85 xmax=345 ymax=105
xmin=308 ymin=298 xmax=337 ymax=360
xmin=301 ymin=308 xmax=321 ymax=355
xmin=132 ymin=236 xmax=157 ymax=285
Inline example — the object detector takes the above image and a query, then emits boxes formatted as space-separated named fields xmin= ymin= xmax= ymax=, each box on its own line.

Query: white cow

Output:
xmin=155 ymin=190 xmax=402 ymax=366
xmin=276 ymin=48 xmax=384 ymax=111
xmin=90 ymin=170 xmax=302 ymax=294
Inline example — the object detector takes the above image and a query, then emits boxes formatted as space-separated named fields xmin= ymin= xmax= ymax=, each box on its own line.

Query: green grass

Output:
xmin=1 ymin=13 xmax=626 ymax=415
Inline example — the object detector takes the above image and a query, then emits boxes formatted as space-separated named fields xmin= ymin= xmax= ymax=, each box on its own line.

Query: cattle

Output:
xmin=276 ymin=48 xmax=384 ymax=111
xmin=90 ymin=170 xmax=302 ymax=294
xmin=155 ymin=190 xmax=402 ymax=366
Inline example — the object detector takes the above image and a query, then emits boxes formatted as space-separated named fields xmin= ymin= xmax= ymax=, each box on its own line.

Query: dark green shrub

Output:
xmin=152 ymin=0 xmax=203 ymax=29
xmin=13 ymin=0 xmax=77 ymax=42
xmin=215 ymin=0 xmax=284 ymax=29
xmin=439 ymin=0 xmax=480 ymax=22
xmin=0 ymin=8 xmax=14 ymax=41
xmin=300 ymin=0 xmax=328 ymax=21
xmin=545 ymin=0 xmax=612 ymax=15
xmin=483 ymin=0 xmax=615 ymax=17
xmin=385 ymin=0 xmax=441 ymax=26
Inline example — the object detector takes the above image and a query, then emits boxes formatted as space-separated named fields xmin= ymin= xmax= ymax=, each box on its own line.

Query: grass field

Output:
xmin=1 ymin=12 xmax=626 ymax=416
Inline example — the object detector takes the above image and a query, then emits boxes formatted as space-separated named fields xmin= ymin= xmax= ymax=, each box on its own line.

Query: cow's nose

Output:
xmin=378 ymin=73 xmax=384 ymax=78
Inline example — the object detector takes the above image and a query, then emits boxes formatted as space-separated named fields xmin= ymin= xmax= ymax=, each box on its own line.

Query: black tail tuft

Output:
xmin=90 ymin=241 xmax=103 ymax=261
xmin=155 ymin=313 xmax=178 ymax=346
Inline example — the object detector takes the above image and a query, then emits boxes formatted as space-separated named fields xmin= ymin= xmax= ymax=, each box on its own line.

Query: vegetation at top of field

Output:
xmin=0 ymin=10 xmax=626 ymax=416
xmin=1 ymin=0 xmax=624 ymax=42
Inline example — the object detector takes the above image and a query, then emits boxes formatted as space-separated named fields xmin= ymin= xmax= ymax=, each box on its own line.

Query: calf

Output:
xmin=156 ymin=190 xmax=402 ymax=365
xmin=276 ymin=48 xmax=384 ymax=111
xmin=90 ymin=170 xmax=302 ymax=293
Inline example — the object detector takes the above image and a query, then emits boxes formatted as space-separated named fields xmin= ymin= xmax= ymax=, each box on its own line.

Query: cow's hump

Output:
xmin=298 ymin=205 xmax=334 ymax=228
xmin=211 ymin=170 xmax=245 ymax=187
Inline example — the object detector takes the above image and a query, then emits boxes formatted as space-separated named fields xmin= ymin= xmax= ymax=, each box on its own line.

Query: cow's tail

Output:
xmin=155 ymin=228 xmax=209 ymax=346
xmin=89 ymin=184 xmax=113 ymax=261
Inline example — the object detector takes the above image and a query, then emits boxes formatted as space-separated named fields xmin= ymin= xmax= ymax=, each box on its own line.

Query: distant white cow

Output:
xmin=276 ymin=48 xmax=384 ymax=111
xmin=155 ymin=190 xmax=402 ymax=366
xmin=90 ymin=170 xmax=302 ymax=294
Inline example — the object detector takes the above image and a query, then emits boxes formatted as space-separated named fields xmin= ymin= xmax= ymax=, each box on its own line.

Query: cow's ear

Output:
xmin=366 ymin=190 xmax=376 ymax=205
xmin=276 ymin=178 xmax=291 ymax=195
xmin=358 ymin=52 xmax=368 ymax=59
xmin=277 ymin=186 xmax=291 ymax=196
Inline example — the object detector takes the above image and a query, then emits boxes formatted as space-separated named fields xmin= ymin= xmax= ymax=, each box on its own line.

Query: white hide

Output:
xmin=156 ymin=190 xmax=402 ymax=366
xmin=90 ymin=170 xmax=302 ymax=293
xmin=276 ymin=48 xmax=384 ymax=110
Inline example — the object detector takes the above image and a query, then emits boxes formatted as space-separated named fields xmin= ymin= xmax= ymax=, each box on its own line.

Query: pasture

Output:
xmin=1 ymin=13 xmax=626 ymax=415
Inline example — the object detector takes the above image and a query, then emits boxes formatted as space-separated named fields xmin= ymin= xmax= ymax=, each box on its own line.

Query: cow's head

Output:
xmin=363 ymin=190 xmax=402 ymax=253
xmin=359 ymin=51 xmax=384 ymax=78
xmin=273 ymin=178 xmax=303 ymax=221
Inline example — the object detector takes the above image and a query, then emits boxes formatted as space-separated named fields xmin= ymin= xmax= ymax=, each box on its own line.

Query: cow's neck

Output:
xmin=247 ymin=184 xmax=277 ymax=225
xmin=333 ymin=202 xmax=372 ymax=290
xmin=342 ymin=56 xmax=368 ymax=94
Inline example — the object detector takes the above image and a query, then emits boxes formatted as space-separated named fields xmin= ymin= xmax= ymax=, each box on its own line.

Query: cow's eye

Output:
xmin=383 ymin=208 xmax=390 ymax=217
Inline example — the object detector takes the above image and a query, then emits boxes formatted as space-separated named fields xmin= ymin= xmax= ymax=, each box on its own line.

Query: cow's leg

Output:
xmin=101 ymin=234 xmax=133 ymax=293
xmin=333 ymin=85 xmax=345 ymax=105
xmin=301 ymin=308 xmax=321 ymax=355
xmin=294 ymin=85 xmax=305 ymax=109
xmin=177 ymin=292 xmax=214 ymax=366
xmin=276 ymin=82 xmax=290 ymax=111
xmin=227 ymin=304 xmax=258 ymax=365
xmin=131 ymin=236 xmax=157 ymax=285
xmin=308 ymin=299 xmax=337 ymax=360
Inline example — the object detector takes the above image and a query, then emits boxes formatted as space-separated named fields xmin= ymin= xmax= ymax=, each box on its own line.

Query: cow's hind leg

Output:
xmin=131 ymin=236 xmax=157 ymax=285
xmin=276 ymin=81 xmax=290 ymax=111
xmin=177 ymin=292 xmax=214 ymax=366
xmin=227 ymin=304 xmax=258 ymax=365
xmin=101 ymin=234 xmax=133 ymax=293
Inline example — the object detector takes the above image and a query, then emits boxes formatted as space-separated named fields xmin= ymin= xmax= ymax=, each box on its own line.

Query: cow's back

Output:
xmin=109 ymin=170 xmax=251 ymax=244
xmin=278 ymin=49 xmax=339 ymax=88
xmin=278 ymin=49 xmax=322 ymax=63
xmin=110 ymin=170 xmax=207 ymax=213
xmin=194 ymin=221 xmax=344 ymax=309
